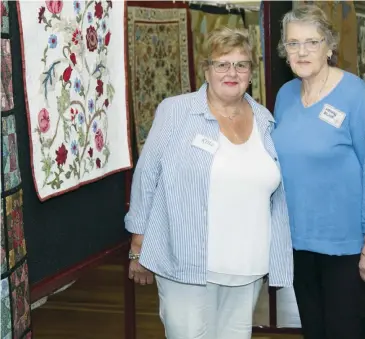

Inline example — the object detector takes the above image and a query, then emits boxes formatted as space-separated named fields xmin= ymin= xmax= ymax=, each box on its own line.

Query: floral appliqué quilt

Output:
xmin=17 ymin=0 xmax=131 ymax=201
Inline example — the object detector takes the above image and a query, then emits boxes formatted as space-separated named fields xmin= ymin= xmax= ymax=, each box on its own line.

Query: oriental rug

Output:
xmin=128 ymin=1 xmax=195 ymax=154
xmin=17 ymin=0 xmax=132 ymax=201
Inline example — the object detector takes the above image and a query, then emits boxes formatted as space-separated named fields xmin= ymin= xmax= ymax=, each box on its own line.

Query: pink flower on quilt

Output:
xmin=86 ymin=26 xmax=98 ymax=52
xmin=38 ymin=108 xmax=50 ymax=133
xmin=45 ymin=0 xmax=63 ymax=14
xmin=94 ymin=129 xmax=104 ymax=152
xmin=55 ymin=143 xmax=68 ymax=166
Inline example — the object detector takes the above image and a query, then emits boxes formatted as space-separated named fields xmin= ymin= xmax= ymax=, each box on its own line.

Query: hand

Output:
xmin=129 ymin=259 xmax=154 ymax=285
xmin=359 ymin=253 xmax=365 ymax=282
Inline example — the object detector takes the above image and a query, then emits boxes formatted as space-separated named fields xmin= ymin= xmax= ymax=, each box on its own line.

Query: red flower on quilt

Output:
xmin=96 ymin=158 xmax=101 ymax=168
xmin=86 ymin=26 xmax=98 ymax=52
xmin=88 ymin=147 xmax=93 ymax=158
xmin=104 ymin=99 xmax=109 ymax=108
xmin=38 ymin=6 xmax=46 ymax=24
xmin=94 ymin=2 xmax=103 ymax=19
xmin=70 ymin=53 xmax=77 ymax=65
xmin=96 ymin=79 xmax=103 ymax=96
xmin=104 ymin=31 xmax=111 ymax=46
xmin=95 ymin=129 xmax=104 ymax=152
xmin=55 ymin=144 xmax=68 ymax=166
xmin=62 ymin=66 xmax=73 ymax=82
xmin=72 ymin=28 xmax=82 ymax=45
xmin=45 ymin=0 xmax=63 ymax=14
xmin=38 ymin=108 xmax=50 ymax=133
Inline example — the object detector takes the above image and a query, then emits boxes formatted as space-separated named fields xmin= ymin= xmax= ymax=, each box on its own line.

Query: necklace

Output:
xmin=207 ymin=97 xmax=243 ymax=120
xmin=207 ymin=96 xmax=250 ymax=144
xmin=302 ymin=67 xmax=330 ymax=107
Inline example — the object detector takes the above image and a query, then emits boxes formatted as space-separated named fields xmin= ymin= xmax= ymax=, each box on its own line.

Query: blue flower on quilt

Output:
xmin=71 ymin=140 xmax=79 ymax=155
xmin=74 ymin=78 xmax=81 ymax=93
xmin=78 ymin=113 xmax=85 ymax=125
xmin=92 ymin=121 xmax=98 ymax=133
xmin=48 ymin=34 xmax=57 ymax=48
xmin=87 ymin=12 xmax=93 ymax=23
xmin=88 ymin=99 xmax=94 ymax=113
xmin=73 ymin=1 xmax=81 ymax=14
xmin=98 ymin=35 xmax=103 ymax=47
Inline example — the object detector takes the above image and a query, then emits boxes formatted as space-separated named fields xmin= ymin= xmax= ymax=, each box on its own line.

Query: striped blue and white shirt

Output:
xmin=125 ymin=84 xmax=293 ymax=287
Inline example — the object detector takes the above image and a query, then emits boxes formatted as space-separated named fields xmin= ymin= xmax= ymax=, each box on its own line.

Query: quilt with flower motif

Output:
xmin=17 ymin=0 xmax=131 ymax=201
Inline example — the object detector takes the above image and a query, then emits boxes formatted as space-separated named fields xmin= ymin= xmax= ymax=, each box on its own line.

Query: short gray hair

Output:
xmin=277 ymin=4 xmax=339 ymax=65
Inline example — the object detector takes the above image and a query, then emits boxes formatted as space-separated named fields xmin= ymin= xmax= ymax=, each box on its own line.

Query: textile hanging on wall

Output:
xmin=128 ymin=1 xmax=195 ymax=154
xmin=357 ymin=12 xmax=365 ymax=80
xmin=189 ymin=4 xmax=245 ymax=89
xmin=17 ymin=0 xmax=132 ymax=202
xmin=247 ymin=12 xmax=266 ymax=106
xmin=300 ymin=1 xmax=358 ymax=75
xmin=1 ymin=2 xmax=32 ymax=338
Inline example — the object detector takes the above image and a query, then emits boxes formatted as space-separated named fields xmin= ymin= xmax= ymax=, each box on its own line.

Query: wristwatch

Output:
xmin=129 ymin=250 xmax=140 ymax=260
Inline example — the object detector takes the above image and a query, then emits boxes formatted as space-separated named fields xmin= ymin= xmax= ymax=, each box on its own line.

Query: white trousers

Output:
xmin=156 ymin=275 xmax=263 ymax=339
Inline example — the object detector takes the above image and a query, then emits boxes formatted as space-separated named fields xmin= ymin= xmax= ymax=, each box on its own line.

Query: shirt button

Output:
xmin=274 ymin=157 xmax=278 ymax=161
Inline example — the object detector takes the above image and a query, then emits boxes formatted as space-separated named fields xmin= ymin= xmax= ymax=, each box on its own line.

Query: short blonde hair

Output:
xmin=277 ymin=5 xmax=339 ymax=65
xmin=202 ymin=27 xmax=257 ymax=69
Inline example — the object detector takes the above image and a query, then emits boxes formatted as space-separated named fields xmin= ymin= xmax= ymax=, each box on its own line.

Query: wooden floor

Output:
xmin=31 ymin=253 xmax=303 ymax=339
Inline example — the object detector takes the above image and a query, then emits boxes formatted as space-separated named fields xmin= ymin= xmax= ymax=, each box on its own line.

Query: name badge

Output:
xmin=319 ymin=104 xmax=346 ymax=128
xmin=191 ymin=134 xmax=219 ymax=154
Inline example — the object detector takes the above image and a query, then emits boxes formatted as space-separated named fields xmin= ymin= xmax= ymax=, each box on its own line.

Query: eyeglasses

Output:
xmin=208 ymin=60 xmax=251 ymax=73
xmin=283 ymin=38 xmax=325 ymax=53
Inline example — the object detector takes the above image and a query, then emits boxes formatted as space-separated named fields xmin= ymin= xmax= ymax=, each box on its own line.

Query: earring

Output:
xmin=327 ymin=50 xmax=333 ymax=60
xmin=249 ymin=80 xmax=252 ymax=84
xmin=286 ymin=59 xmax=290 ymax=65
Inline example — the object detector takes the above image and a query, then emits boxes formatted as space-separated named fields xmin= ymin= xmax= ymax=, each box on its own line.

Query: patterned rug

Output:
xmin=128 ymin=1 xmax=195 ymax=154
xmin=17 ymin=0 xmax=132 ymax=201
xmin=1 ymin=2 xmax=32 ymax=338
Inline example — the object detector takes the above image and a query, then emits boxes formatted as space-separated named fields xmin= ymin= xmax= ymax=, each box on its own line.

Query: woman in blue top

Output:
xmin=272 ymin=4 xmax=365 ymax=339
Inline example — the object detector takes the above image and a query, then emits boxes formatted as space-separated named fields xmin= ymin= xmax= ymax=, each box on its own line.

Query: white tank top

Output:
xmin=207 ymin=117 xmax=281 ymax=286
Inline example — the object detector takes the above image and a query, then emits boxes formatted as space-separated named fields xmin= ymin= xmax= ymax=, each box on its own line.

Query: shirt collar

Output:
xmin=190 ymin=83 xmax=275 ymax=125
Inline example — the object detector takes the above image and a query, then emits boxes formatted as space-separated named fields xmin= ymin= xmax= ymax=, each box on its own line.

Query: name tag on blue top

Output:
xmin=319 ymin=104 xmax=346 ymax=128
xmin=192 ymin=134 xmax=219 ymax=154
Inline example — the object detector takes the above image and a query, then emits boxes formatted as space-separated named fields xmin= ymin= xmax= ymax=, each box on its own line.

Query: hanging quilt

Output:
xmin=128 ymin=1 xmax=195 ymax=154
xmin=17 ymin=0 xmax=132 ymax=201
xmin=357 ymin=13 xmax=365 ymax=81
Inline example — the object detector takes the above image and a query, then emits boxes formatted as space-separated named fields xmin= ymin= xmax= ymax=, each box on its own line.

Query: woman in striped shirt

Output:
xmin=125 ymin=27 xmax=293 ymax=339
